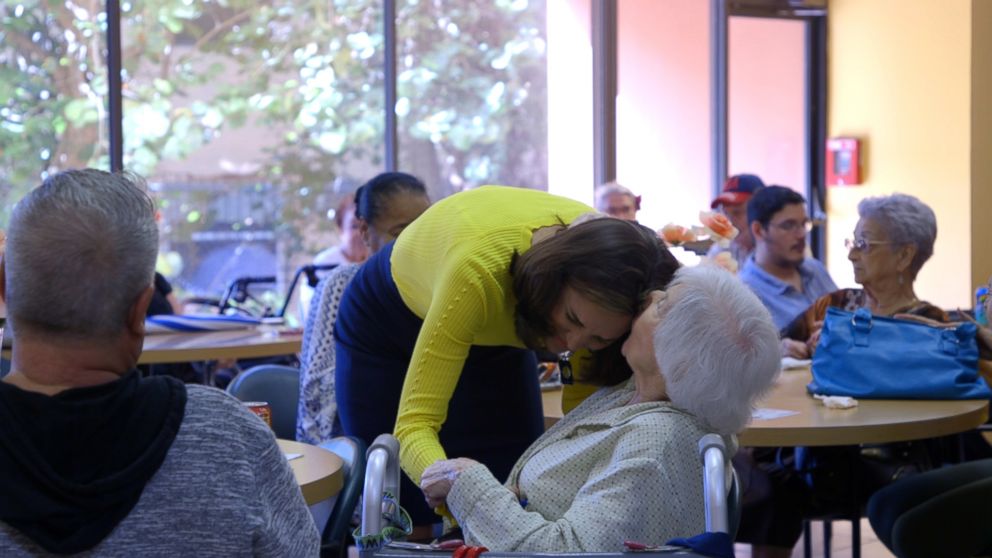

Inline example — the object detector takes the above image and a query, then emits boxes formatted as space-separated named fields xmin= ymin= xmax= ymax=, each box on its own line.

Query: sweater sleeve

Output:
xmin=446 ymin=431 xmax=703 ymax=552
xmin=394 ymin=256 xmax=496 ymax=483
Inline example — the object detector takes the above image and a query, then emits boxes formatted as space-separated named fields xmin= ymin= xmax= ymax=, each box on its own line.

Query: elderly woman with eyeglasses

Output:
xmin=740 ymin=193 xmax=949 ymax=558
xmin=779 ymin=193 xmax=945 ymax=359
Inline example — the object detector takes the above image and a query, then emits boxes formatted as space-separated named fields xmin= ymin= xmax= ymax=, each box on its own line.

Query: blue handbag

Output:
xmin=809 ymin=307 xmax=991 ymax=399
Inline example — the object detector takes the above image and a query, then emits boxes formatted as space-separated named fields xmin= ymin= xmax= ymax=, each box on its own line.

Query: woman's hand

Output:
xmin=420 ymin=458 xmax=480 ymax=509
xmin=780 ymin=338 xmax=810 ymax=359
xmin=805 ymin=321 xmax=824 ymax=356
xmin=621 ymin=291 xmax=666 ymax=376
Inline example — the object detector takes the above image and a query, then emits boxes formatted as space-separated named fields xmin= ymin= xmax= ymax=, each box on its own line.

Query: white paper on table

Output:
xmin=283 ymin=452 xmax=303 ymax=461
xmin=814 ymin=394 xmax=859 ymax=409
xmin=781 ymin=357 xmax=812 ymax=370
xmin=751 ymin=408 xmax=800 ymax=421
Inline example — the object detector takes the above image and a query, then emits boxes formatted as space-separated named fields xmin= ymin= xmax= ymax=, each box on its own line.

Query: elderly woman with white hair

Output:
xmin=780 ymin=193 xmax=945 ymax=358
xmin=419 ymin=266 xmax=780 ymax=552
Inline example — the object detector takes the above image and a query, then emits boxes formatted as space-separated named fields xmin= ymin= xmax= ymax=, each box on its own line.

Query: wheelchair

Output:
xmin=356 ymin=433 xmax=740 ymax=558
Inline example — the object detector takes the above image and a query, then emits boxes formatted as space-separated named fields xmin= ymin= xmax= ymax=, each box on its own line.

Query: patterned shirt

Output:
xmin=446 ymin=378 xmax=735 ymax=552
xmin=782 ymin=287 xmax=948 ymax=341
xmin=297 ymin=264 xmax=361 ymax=445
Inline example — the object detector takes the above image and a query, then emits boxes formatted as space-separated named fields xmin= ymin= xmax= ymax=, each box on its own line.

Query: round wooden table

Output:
xmin=277 ymin=439 xmax=344 ymax=505
xmin=739 ymin=367 xmax=989 ymax=446
xmin=541 ymin=368 xmax=990 ymax=447
xmin=138 ymin=329 xmax=303 ymax=364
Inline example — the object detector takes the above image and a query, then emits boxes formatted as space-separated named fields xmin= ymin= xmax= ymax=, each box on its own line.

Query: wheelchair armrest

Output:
xmin=698 ymin=433 xmax=729 ymax=534
xmin=361 ymin=434 xmax=402 ymax=537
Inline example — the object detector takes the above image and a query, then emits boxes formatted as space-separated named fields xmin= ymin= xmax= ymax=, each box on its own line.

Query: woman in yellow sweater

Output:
xmin=333 ymin=186 xmax=679 ymax=530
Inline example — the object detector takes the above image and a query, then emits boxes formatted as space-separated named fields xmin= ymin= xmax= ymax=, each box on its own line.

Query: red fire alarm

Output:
xmin=826 ymin=137 xmax=862 ymax=186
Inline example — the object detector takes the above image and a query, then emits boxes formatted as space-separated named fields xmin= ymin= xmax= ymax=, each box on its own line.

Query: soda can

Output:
xmin=976 ymin=286 xmax=989 ymax=326
xmin=244 ymin=401 xmax=273 ymax=428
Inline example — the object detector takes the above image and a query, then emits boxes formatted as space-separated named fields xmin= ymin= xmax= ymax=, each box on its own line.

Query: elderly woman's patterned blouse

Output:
xmin=782 ymin=287 xmax=948 ymax=342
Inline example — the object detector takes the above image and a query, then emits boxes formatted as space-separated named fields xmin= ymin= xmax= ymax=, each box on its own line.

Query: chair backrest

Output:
xmin=226 ymin=364 xmax=300 ymax=439
xmin=319 ymin=436 xmax=368 ymax=553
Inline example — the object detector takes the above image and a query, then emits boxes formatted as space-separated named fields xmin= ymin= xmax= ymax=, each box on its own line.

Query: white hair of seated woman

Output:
xmin=654 ymin=265 xmax=781 ymax=435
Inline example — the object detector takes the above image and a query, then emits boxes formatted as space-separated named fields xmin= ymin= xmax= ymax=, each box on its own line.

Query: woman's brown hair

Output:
xmin=511 ymin=217 xmax=680 ymax=386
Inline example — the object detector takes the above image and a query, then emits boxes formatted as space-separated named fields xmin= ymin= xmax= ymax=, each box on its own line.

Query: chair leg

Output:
xmin=803 ymin=520 xmax=813 ymax=558
xmin=851 ymin=517 xmax=861 ymax=558
xmin=822 ymin=520 xmax=832 ymax=558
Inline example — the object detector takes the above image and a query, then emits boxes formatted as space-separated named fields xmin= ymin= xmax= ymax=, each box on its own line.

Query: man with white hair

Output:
xmin=418 ymin=265 xmax=780 ymax=552
xmin=0 ymin=169 xmax=319 ymax=556
xmin=594 ymin=181 xmax=641 ymax=221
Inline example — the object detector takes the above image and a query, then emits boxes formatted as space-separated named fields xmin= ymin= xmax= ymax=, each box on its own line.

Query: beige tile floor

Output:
xmin=734 ymin=518 xmax=896 ymax=558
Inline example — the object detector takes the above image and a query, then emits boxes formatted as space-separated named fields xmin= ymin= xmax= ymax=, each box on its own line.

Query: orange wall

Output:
xmin=728 ymin=16 xmax=805 ymax=192
xmin=828 ymin=0 xmax=973 ymax=308
xmin=616 ymin=0 xmax=711 ymax=231
xmin=614 ymin=3 xmax=807 ymax=232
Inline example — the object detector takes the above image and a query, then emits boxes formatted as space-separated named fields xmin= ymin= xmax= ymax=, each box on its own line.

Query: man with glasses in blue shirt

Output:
xmin=739 ymin=186 xmax=837 ymax=332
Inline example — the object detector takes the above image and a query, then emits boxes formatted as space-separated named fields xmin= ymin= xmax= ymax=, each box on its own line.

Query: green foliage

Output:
xmin=0 ymin=0 xmax=548 ymax=289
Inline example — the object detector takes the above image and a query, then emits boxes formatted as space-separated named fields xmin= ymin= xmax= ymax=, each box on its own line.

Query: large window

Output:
xmin=120 ymin=0 xmax=383 ymax=314
xmin=10 ymin=1 xmax=779 ymax=316
xmin=1 ymin=1 xmax=569 ymax=312
xmin=396 ymin=1 xmax=550 ymax=198
xmin=0 ymin=1 xmax=109 ymax=227
xmin=728 ymin=16 xmax=806 ymax=192
xmin=616 ymin=0 xmax=712 ymax=231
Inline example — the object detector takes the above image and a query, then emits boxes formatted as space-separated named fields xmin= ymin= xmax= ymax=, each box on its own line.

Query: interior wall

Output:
xmin=547 ymin=0 xmax=595 ymax=204
xmin=828 ymin=0 xmax=972 ymax=309
xmin=728 ymin=16 xmax=805 ymax=193
xmin=615 ymin=0 xmax=711 ymax=232
xmin=971 ymin=0 xmax=992 ymax=292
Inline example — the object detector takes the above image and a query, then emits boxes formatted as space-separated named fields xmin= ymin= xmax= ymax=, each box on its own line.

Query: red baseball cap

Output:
xmin=711 ymin=174 xmax=766 ymax=208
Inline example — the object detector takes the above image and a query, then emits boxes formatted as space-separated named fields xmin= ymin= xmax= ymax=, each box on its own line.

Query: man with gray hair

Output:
xmin=0 ymin=169 xmax=319 ymax=556
xmin=594 ymin=181 xmax=641 ymax=221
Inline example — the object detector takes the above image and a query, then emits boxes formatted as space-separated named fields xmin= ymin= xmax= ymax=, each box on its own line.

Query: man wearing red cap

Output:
xmin=707 ymin=174 xmax=765 ymax=266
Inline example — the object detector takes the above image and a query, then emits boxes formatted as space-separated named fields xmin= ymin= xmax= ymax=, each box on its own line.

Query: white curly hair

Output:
xmin=654 ymin=266 xmax=780 ymax=435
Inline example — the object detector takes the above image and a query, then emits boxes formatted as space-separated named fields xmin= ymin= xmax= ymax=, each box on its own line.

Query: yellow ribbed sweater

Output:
xmin=390 ymin=186 xmax=592 ymax=482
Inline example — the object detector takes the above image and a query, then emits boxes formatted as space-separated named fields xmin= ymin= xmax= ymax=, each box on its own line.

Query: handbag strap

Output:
xmin=850 ymin=309 xmax=872 ymax=347
xmin=939 ymin=327 xmax=963 ymax=355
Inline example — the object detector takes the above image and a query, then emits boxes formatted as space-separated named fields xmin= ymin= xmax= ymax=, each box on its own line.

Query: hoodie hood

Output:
xmin=0 ymin=370 xmax=186 ymax=554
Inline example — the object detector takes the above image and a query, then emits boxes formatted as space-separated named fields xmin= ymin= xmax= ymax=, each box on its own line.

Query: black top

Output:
xmin=146 ymin=272 xmax=175 ymax=316
xmin=0 ymin=371 xmax=187 ymax=554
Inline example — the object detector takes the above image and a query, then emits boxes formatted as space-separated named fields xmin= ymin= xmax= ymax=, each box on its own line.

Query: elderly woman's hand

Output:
xmin=621 ymin=290 xmax=666 ymax=376
xmin=780 ymin=338 xmax=810 ymax=359
xmin=420 ymin=458 xmax=480 ymax=509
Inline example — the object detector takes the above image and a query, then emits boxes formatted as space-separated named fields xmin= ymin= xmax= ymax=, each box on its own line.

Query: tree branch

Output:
xmin=1 ymin=27 xmax=49 ymax=61
xmin=175 ymin=10 xmax=253 ymax=67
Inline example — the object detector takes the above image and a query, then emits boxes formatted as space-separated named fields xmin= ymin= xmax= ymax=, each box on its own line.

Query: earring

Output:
xmin=898 ymin=274 xmax=904 ymax=286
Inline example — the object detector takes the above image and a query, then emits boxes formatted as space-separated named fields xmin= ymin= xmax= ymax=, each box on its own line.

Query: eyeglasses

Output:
xmin=844 ymin=237 xmax=894 ymax=252
xmin=769 ymin=218 xmax=813 ymax=234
